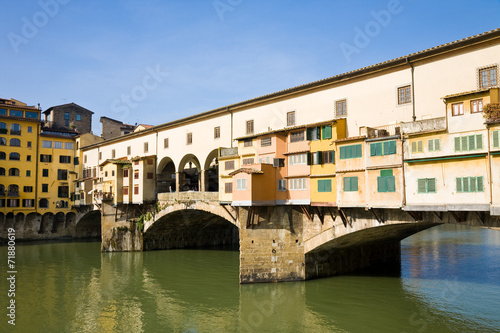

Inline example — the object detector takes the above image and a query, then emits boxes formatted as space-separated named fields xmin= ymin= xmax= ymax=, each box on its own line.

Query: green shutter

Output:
xmin=355 ymin=144 xmax=362 ymax=158
xmin=456 ymin=177 xmax=462 ymax=192
xmin=427 ymin=178 xmax=436 ymax=193
xmin=428 ymin=140 xmax=434 ymax=152
xmin=377 ymin=177 xmax=386 ymax=192
xmin=376 ymin=142 xmax=383 ymax=156
xmin=340 ymin=147 xmax=346 ymax=159
xmin=318 ymin=180 xmax=324 ymax=192
xmin=417 ymin=179 xmax=426 ymax=193
xmin=493 ymin=131 xmax=499 ymax=148
xmin=343 ymin=177 xmax=349 ymax=191
xmin=417 ymin=141 xmax=423 ymax=153
xmin=383 ymin=141 xmax=390 ymax=155
xmin=346 ymin=146 xmax=352 ymax=159
xmin=476 ymin=134 xmax=483 ymax=150
xmin=454 ymin=137 xmax=461 ymax=151
xmin=477 ymin=176 xmax=484 ymax=192
xmin=352 ymin=177 xmax=358 ymax=191
xmin=470 ymin=177 xmax=477 ymax=192
xmin=317 ymin=127 xmax=321 ymax=140
xmin=463 ymin=177 xmax=469 ymax=192
xmin=468 ymin=135 xmax=475 ymax=151
xmin=412 ymin=141 xmax=417 ymax=153
xmin=380 ymin=169 xmax=393 ymax=177
xmin=390 ymin=140 xmax=397 ymax=154
xmin=306 ymin=128 xmax=312 ymax=141
xmin=307 ymin=152 xmax=312 ymax=165
xmin=330 ymin=150 xmax=334 ymax=163
xmin=322 ymin=126 xmax=332 ymax=140
xmin=434 ymin=139 xmax=440 ymax=151
xmin=318 ymin=151 xmax=323 ymax=164
xmin=325 ymin=179 xmax=331 ymax=192
xmin=387 ymin=176 xmax=396 ymax=192
xmin=461 ymin=136 xmax=468 ymax=151
xmin=370 ymin=143 xmax=377 ymax=156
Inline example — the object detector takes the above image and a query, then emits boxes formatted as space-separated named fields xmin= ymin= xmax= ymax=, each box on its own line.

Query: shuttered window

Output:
xmin=370 ymin=140 xmax=396 ymax=156
xmin=427 ymin=139 xmax=441 ymax=152
xmin=225 ymin=182 xmax=233 ymax=193
xmin=493 ymin=130 xmax=499 ymax=148
xmin=317 ymin=179 xmax=332 ymax=193
xmin=340 ymin=144 xmax=362 ymax=159
xmin=454 ymin=134 xmax=483 ymax=152
xmin=377 ymin=169 xmax=395 ymax=192
xmin=417 ymin=178 xmax=436 ymax=193
xmin=306 ymin=127 xmax=321 ymax=141
xmin=343 ymin=177 xmax=358 ymax=192
xmin=321 ymin=125 xmax=332 ymax=140
xmin=236 ymin=179 xmax=247 ymax=190
xmin=456 ymin=177 xmax=484 ymax=193
xmin=411 ymin=140 xmax=423 ymax=153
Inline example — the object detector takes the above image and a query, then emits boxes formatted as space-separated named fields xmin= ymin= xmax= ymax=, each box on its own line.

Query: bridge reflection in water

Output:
xmin=4 ymin=224 xmax=499 ymax=332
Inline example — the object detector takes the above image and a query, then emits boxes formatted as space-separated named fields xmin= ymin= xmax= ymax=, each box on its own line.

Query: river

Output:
xmin=1 ymin=224 xmax=500 ymax=332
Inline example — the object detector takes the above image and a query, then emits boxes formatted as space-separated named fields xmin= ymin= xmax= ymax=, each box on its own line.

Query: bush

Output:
xmin=484 ymin=103 xmax=500 ymax=121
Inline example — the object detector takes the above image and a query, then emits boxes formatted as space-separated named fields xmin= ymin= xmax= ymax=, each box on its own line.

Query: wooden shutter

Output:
xmin=456 ymin=177 xmax=462 ymax=192
xmin=493 ymin=131 xmax=499 ymax=148
xmin=352 ymin=177 xmax=358 ymax=191
xmin=417 ymin=141 xmax=423 ymax=153
xmin=340 ymin=147 xmax=346 ymax=159
xmin=376 ymin=142 xmax=383 ymax=156
xmin=343 ymin=177 xmax=349 ymax=191
xmin=477 ymin=176 xmax=484 ymax=192
xmin=306 ymin=128 xmax=312 ymax=141
xmin=325 ymin=179 xmax=331 ymax=192
xmin=463 ymin=177 xmax=469 ymax=192
xmin=412 ymin=141 xmax=417 ymax=153
xmin=427 ymin=178 xmax=436 ymax=193
xmin=434 ymin=139 xmax=440 ymax=151
xmin=380 ymin=169 xmax=393 ymax=177
xmin=417 ymin=179 xmax=426 ymax=193
xmin=322 ymin=126 xmax=332 ymax=140
xmin=387 ymin=176 xmax=396 ymax=192
xmin=470 ymin=177 xmax=477 ymax=192
xmin=317 ymin=151 xmax=323 ymax=164
xmin=476 ymin=134 xmax=483 ymax=150
xmin=355 ymin=144 xmax=362 ymax=158
xmin=461 ymin=136 xmax=468 ymax=151
xmin=306 ymin=152 xmax=312 ymax=165
xmin=468 ymin=135 xmax=476 ymax=151
xmin=377 ymin=177 xmax=386 ymax=192
xmin=316 ymin=127 xmax=321 ymax=140
xmin=454 ymin=137 xmax=461 ymax=151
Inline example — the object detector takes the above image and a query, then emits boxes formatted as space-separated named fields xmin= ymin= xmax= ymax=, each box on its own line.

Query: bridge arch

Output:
xmin=144 ymin=202 xmax=239 ymax=251
xmin=178 ymin=154 xmax=202 ymax=192
xmin=75 ymin=210 xmax=101 ymax=238
xmin=157 ymin=156 xmax=176 ymax=193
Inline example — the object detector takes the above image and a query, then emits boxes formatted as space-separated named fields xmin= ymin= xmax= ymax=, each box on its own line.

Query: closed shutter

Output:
xmin=417 ymin=141 xmax=423 ymax=153
xmin=387 ymin=176 xmax=396 ymax=192
xmin=307 ymin=152 xmax=312 ymax=165
xmin=318 ymin=180 xmax=324 ymax=192
xmin=434 ymin=139 xmax=440 ymax=151
xmin=493 ymin=131 xmax=499 ymax=148
xmin=355 ymin=144 xmax=362 ymax=158
xmin=325 ymin=179 xmax=332 ymax=192
xmin=463 ymin=177 xmax=469 ymax=192
xmin=477 ymin=176 xmax=484 ymax=192
xmin=340 ymin=147 xmax=346 ymax=159
xmin=380 ymin=169 xmax=393 ymax=177
xmin=454 ymin=137 xmax=461 ymax=151
xmin=352 ymin=177 xmax=358 ymax=191
xmin=476 ymin=134 xmax=483 ymax=150
xmin=428 ymin=140 xmax=434 ymax=151
xmin=389 ymin=140 xmax=397 ymax=154
xmin=412 ymin=141 xmax=417 ymax=153
xmin=461 ymin=136 xmax=468 ymax=151
xmin=343 ymin=177 xmax=349 ymax=191
xmin=469 ymin=135 xmax=476 ymax=151
xmin=322 ymin=126 xmax=332 ymax=140
xmin=417 ymin=179 xmax=426 ymax=193
xmin=427 ymin=178 xmax=436 ymax=193
xmin=306 ymin=128 xmax=312 ymax=141
xmin=456 ymin=177 xmax=462 ymax=192
xmin=470 ymin=177 xmax=477 ymax=192
xmin=377 ymin=177 xmax=386 ymax=192
xmin=317 ymin=151 xmax=323 ymax=164
xmin=370 ymin=143 xmax=377 ymax=156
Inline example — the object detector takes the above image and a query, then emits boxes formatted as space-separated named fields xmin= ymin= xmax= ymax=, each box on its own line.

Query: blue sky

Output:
xmin=1 ymin=0 xmax=499 ymax=135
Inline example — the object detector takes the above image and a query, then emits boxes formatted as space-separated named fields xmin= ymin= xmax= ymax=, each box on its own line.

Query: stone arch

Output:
xmin=14 ymin=213 xmax=25 ymax=231
xmin=52 ymin=212 xmax=66 ymax=233
xmin=39 ymin=213 xmax=54 ymax=234
xmin=3 ymin=212 xmax=14 ymax=231
xmin=178 ymin=154 xmax=202 ymax=192
xmin=144 ymin=207 xmax=239 ymax=251
xmin=0 ymin=213 xmax=4 ymax=230
xmin=157 ymin=156 xmax=176 ymax=193
xmin=66 ymin=212 xmax=77 ymax=228
xmin=204 ymin=149 xmax=219 ymax=192
xmin=25 ymin=213 xmax=41 ymax=233
xmin=75 ymin=210 xmax=101 ymax=238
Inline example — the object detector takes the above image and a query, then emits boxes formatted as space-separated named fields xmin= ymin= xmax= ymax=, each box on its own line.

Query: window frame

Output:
xmin=452 ymin=103 xmax=464 ymax=116
xmin=478 ymin=66 xmax=497 ymax=88
xmin=470 ymin=99 xmax=483 ymax=113
xmin=397 ymin=85 xmax=412 ymax=105
xmin=246 ymin=120 xmax=254 ymax=135
xmin=336 ymin=99 xmax=347 ymax=117
xmin=287 ymin=111 xmax=295 ymax=126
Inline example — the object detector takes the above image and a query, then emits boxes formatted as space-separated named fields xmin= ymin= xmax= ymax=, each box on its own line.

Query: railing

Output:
xmin=158 ymin=191 xmax=219 ymax=202
xmin=371 ymin=123 xmax=401 ymax=137
xmin=10 ymin=130 xmax=21 ymax=136
xmin=220 ymin=147 xmax=238 ymax=157
xmin=8 ymin=191 xmax=19 ymax=197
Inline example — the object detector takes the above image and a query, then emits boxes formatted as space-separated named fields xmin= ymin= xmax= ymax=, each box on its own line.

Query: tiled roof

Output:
xmin=228 ymin=168 xmax=264 ymax=176
xmin=335 ymin=135 xmax=366 ymax=143
xmin=442 ymin=87 xmax=493 ymax=99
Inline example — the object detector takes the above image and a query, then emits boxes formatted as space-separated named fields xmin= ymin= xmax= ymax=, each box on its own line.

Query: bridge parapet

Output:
xmin=157 ymin=191 xmax=219 ymax=202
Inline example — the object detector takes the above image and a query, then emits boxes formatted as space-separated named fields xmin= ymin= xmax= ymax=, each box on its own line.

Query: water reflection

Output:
xmin=1 ymin=225 xmax=500 ymax=332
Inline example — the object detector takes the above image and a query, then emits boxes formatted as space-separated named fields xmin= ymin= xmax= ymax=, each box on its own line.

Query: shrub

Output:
xmin=483 ymin=103 xmax=500 ymax=121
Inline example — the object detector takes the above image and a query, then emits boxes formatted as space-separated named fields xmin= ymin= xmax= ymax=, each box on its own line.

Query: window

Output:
xmin=65 ymin=142 xmax=74 ymax=150
xmin=27 ymin=141 xmax=32 ymax=148
xmin=123 ymin=169 xmax=129 ymax=177
xmin=287 ymin=112 xmax=295 ymax=126
xmin=336 ymin=99 xmax=347 ymax=117
xmin=261 ymin=137 xmax=272 ymax=147
xmin=134 ymin=185 xmax=139 ymax=195
xmin=187 ymin=133 xmax=192 ymax=145
xmin=236 ymin=178 xmax=247 ymax=190
xmin=479 ymin=66 xmax=497 ymax=88
xmin=42 ymin=140 xmax=52 ymax=148
xmin=9 ymin=152 xmax=20 ymax=160
xmin=242 ymin=158 xmax=254 ymax=165
xmin=322 ymin=150 xmax=334 ymax=164
xmin=164 ymin=138 xmax=169 ymax=148
xmin=64 ymin=112 xmax=70 ymax=120
xmin=7 ymin=199 xmax=20 ymax=208
xmin=84 ymin=155 xmax=87 ymax=163
xmin=456 ymin=176 xmax=484 ymax=193
xmin=8 ymin=168 xmax=19 ymax=176
xmin=10 ymin=110 xmax=23 ymax=117
xmin=273 ymin=158 xmax=285 ymax=167
xmin=39 ymin=198 xmax=49 ymax=208
xmin=0 ymin=152 xmax=5 ymax=160
xmin=43 ymin=169 xmax=49 ymax=177
xmin=398 ymin=85 xmax=411 ymax=104
xmin=427 ymin=139 xmax=441 ymax=152
xmin=42 ymin=184 xmax=48 ymax=192
xmin=112 ymin=170 xmax=115 ymax=177
xmin=24 ymin=186 xmax=33 ymax=192
xmin=99 ymin=152 xmax=102 ymax=160
xmin=0 ymin=167 xmax=4 ymax=175
xmin=40 ymin=154 xmax=52 ymax=163
xmin=10 ymin=123 xmax=21 ymax=135
xmin=493 ymin=130 xmax=499 ymax=148
xmin=27 ymin=126 xmax=33 ymax=132
xmin=246 ymin=120 xmax=254 ymax=134
xmin=0 ymin=122 xmax=7 ymax=134
xmin=22 ymin=199 xmax=34 ymax=207
xmin=144 ymin=142 xmax=149 ymax=153
xmin=111 ymin=149 xmax=116 ymax=158
xmin=470 ymin=99 xmax=483 ymax=113
xmin=339 ymin=144 xmax=362 ymax=159
xmin=58 ymin=186 xmax=69 ymax=198
xmin=411 ymin=140 xmax=423 ymax=153
xmin=322 ymin=125 xmax=332 ymax=140
xmin=147 ymin=158 xmax=153 ymax=165
xmin=134 ymin=170 xmax=139 ymax=179
xmin=418 ymin=178 xmax=436 ymax=193
xmin=214 ymin=126 xmax=220 ymax=139
xmin=0 ymin=110 xmax=6 ymax=116
xmin=258 ymin=157 xmax=263 ymax=163
xmin=343 ymin=177 xmax=358 ymax=192
xmin=127 ymin=146 xmax=131 ymax=155
xmin=59 ymin=156 xmax=71 ymax=163
xmin=147 ymin=172 xmax=154 ymax=179
xmin=306 ymin=127 xmax=321 ymax=141
xmin=58 ymin=169 xmax=68 ymax=180
xmin=454 ymin=134 xmax=483 ymax=152
xmin=225 ymin=182 xmax=233 ymax=193
xmin=53 ymin=141 xmax=63 ymax=149
xmin=289 ymin=178 xmax=307 ymax=190
xmin=377 ymin=169 xmax=396 ymax=193
xmin=317 ymin=179 xmax=332 ymax=192
xmin=76 ymin=114 xmax=81 ymax=121
xmin=0 ymin=137 xmax=5 ymax=145
xmin=134 ymin=161 xmax=139 ymax=165
xmin=123 ymin=186 xmax=129 ymax=195
xmin=26 ymin=170 xmax=31 ymax=177
xmin=74 ymin=157 xmax=79 ymax=165
xmin=452 ymin=103 xmax=464 ymax=116
xmin=225 ymin=161 xmax=235 ymax=170
xmin=8 ymin=185 xmax=19 ymax=197
xmin=290 ymin=131 xmax=304 ymax=142
xmin=10 ymin=138 xmax=20 ymax=147
xmin=277 ymin=179 xmax=287 ymax=191
xmin=244 ymin=139 xmax=253 ymax=147
xmin=288 ymin=153 xmax=307 ymax=165
xmin=370 ymin=140 xmax=396 ymax=156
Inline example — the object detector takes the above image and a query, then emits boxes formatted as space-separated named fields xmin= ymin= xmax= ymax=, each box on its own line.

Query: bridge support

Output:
xmin=100 ymin=200 xmax=143 ymax=252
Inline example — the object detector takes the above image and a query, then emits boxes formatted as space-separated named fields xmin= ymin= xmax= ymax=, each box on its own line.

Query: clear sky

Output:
xmin=1 ymin=0 xmax=499 ymax=135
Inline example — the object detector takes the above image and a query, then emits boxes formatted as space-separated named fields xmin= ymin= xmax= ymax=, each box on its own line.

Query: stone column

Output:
xmin=175 ymin=172 xmax=181 ymax=199
xmin=200 ymin=169 xmax=205 ymax=192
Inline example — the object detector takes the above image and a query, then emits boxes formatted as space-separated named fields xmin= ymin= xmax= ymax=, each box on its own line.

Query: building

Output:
xmin=100 ymin=116 xmax=135 ymax=140
xmin=43 ymin=102 xmax=94 ymax=134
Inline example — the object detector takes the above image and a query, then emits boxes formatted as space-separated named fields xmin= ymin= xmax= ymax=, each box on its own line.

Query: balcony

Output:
xmin=10 ymin=130 xmax=21 ymax=136
xmin=361 ymin=124 xmax=401 ymax=138
xmin=8 ymin=191 xmax=19 ymax=197
xmin=401 ymin=117 xmax=446 ymax=135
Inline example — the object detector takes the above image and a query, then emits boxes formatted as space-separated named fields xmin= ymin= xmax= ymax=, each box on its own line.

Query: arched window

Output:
xmin=9 ymin=152 xmax=20 ymax=161
xmin=9 ymin=138 xmax=21 ymax=147
xmin=0 ymin=137 xmax=6 ymax=146
xmin=8 ymin=168 xmax=20 ymax=176
xmin=0 ymin=184 xmax=4 ymax=195
xmin=0 ymin=122 xmax=6 ymax=134
xmin=39 ymin=198 xmax=49 ymax=208
xmin=0 ymin=167 xmax=5 ymax=176
xmin=0 ymin=152 xmax=6 ymax=160
xmin=8 ymin=185 xmax=19 ymax=196
xmin=10 ymin=123 xmax=21 ymax=135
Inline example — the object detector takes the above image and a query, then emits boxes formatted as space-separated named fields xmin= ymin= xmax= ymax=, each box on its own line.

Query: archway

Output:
xmin=25 ymin=213 xmax=41 ymax=233
xmin=52 ymin=212 xmax=66 ymax=233
xmin=204 ymin=149 xmax=219 ymax=192
xmin=4 ymin=212 xmax=14 ymax=231
xmin=178 ymin=154 xmax=201 ymax=192
xmin=157 ymin=156 xmax=176 ymax=193
xmin=14 ymin=213 xmax=25 ymax=231
xmin=39 ymin=213 xmax=54 ymax=234
xmin=66 ymin=212 xmax=77 ymax=228
xmin=144 ymin=209 xmax=239 ymax=251
xmin=75 ymin=210 xmax=101 ymax=238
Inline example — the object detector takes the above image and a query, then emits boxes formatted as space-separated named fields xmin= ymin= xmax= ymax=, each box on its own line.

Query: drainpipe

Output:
xmin=35 ymin=122 xmax=40 ymax=214
xmin=487 ymin=125 xmax=493 ymax=206
xmin=406 ymin=57 xmax=416 ymax=122
xmin=401 ymin=135 xmax=407 ymax=207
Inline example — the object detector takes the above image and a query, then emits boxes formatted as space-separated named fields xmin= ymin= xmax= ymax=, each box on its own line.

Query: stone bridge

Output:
xmin=99 ymin=194 xmax=500 ymax=283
